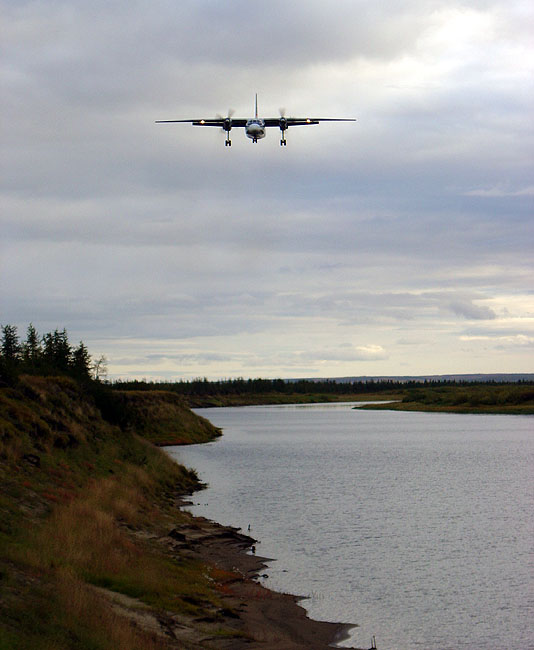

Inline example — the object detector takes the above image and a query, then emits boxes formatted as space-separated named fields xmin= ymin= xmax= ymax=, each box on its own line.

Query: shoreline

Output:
xmin=173 ymin=498 xmax=360 ymax=649
xmin=0 ymin=375 xmax=362 ymax=649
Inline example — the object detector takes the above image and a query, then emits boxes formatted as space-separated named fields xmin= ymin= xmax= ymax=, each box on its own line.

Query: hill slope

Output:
xmin=0 ymin=376 xmax=231 ymax=650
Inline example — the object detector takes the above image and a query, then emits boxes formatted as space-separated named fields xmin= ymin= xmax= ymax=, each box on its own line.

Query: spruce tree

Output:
xmin=71 ymin=342 xmax=92 ymax=378
xmin=42 ymin=329 xmax=72 ymax=372
xmin=1 ymin=325 xmax=21 ymax=361
xmin=23 ymin=323 xmax=42 ymax=365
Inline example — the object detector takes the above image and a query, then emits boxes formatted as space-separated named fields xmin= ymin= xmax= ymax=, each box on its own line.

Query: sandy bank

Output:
xmin=166 ymin=504 xmax=360 ymax=649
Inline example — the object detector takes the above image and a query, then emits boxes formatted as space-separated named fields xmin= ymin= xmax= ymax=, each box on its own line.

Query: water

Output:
xmin=167 ymin=403 xmax=534 ymax=650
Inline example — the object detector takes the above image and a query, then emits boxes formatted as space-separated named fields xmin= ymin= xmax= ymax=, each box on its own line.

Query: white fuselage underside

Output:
xmin=245 ymin=119 xmax=266 ymax=140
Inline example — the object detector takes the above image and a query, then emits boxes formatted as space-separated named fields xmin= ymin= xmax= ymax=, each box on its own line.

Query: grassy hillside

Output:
xmin=0 ymin=375 xmax=229 ymax=650
xmin=98 ymin=389 xmax=222 ymax=445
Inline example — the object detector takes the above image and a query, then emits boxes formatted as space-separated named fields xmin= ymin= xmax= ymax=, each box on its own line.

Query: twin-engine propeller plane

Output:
xmin=156 ymin=95 xmax=355 ymax=146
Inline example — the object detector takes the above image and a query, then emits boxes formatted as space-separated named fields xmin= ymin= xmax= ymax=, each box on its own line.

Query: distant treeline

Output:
xmin=0 ymin=324 xmax=102 ymax=384
xmin=112 ymin=377 xmax=400 ymax=396
xmin=402 ymin=384 xmax=534 ymax=408
xmin=111 ymin=376 xmax=532 ymax=398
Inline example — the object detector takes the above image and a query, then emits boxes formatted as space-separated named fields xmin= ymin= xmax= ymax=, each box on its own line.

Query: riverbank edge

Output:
xmin=354 ymin=401 xmax=534 ymax=415
xmin=167 ymin=495 xmax=360 ymax=649
xmin=0 ymin=376 xmax=361 ymax=649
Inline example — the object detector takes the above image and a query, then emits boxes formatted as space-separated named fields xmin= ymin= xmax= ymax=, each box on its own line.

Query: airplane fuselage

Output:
xmin=245 ymin=118 xmax=266 ymax=142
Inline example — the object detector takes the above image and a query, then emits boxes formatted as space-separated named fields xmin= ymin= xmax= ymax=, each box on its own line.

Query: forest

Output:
xmin=0 ymin=324 xmax=100 ymax=385
xmin=111 ymin=375 xmax=534 ymax=407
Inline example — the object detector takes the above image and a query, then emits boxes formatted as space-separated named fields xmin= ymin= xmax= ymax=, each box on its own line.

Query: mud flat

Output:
xmin=163 ymin=503 xmax=358 ymax=649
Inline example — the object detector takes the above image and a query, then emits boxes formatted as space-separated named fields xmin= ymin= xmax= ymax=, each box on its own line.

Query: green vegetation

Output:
xmin=0 ymin=328 xmax=228 ymax=649
xmin=112 ymin=377 xmax=405 ymax=407
xmin=1 ymin=324 xmax=96 ymax=384
xmin=105 ymin=390 xmax=221 ymax=446
xmin=357 ymin=384 xmax=534 ymax=414
xmin=113 ymin=376 xmax=533 ymax=414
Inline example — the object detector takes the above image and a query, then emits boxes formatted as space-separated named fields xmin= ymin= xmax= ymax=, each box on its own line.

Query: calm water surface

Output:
xmin=167 ymin=404 xmax=533 ymax=650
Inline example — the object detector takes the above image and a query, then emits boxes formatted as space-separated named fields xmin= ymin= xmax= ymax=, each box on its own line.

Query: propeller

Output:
xmin=279 ymin=107 xmax=288 ymax=130
xmin=217 ymin=109 xmax=235 ymax=133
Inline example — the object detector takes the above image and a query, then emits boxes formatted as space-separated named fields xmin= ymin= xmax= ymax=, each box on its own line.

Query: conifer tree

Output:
xmin=22 ymin=323 xmax=42 ymax=364
xmin=0 ymin=325 xmax=21 ymax=361
xmin=71 ymin=341 xmax=92 ymax=378
xmin=42 ymin=329 xmax=72 ymax=371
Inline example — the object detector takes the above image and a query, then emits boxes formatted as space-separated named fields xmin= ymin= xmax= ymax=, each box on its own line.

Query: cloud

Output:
xmin=463 ymin=185 xmax=534 ymax=197
xmin=449 ymin=301 xmax=497 ymax=320
xmin=303 ymin=344 xmax=388 ymax=362
xmin=2 ymin=0 xmax=533 ymax=378
xmin=459 ymin=334 xmax=534 ymax=347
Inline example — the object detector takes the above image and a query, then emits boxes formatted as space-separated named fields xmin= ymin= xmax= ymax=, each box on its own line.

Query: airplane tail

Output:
xmin=255 ymin=93 xmax=258 ymax=118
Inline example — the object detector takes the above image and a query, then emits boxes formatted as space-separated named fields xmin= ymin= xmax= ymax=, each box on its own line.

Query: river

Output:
xmin=167 ymin=403 xmax=533 ymax=650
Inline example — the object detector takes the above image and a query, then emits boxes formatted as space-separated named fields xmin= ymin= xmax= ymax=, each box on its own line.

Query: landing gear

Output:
xmin=223 ymin=116 xmax=233 ymax=146
xmin=280 ymin=129 xmax=287 ymax=146
xmin=253 ymin=137 xmax=258 ymax=143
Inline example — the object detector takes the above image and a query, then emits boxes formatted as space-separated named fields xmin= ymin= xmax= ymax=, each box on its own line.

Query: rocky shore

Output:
xmin=0 ymin=376 xmax=363 ymax=649
xmin=152 ymin=499 xmax=359 ymax=649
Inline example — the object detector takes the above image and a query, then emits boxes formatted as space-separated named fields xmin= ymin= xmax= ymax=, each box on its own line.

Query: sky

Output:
xmin=2 ymin=0 xmax=533 ymax=380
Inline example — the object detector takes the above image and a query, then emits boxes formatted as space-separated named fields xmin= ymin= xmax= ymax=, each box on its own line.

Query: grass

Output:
xmin=356 ymin=384 xmax=534 ymax=414
xmin=0 ymin=374 xmax=224 ymax=649
xmin=1 ymin=568 xmax=167 ymax=650
xmin=99 ymin=390 xmax=222 ymax=446
xmin=185 ymin=390 xmax=404 ymax=408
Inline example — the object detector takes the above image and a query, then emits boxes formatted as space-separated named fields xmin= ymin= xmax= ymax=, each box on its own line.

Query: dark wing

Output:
xmin=263 ymin=117 xmax=356 ymax=127
xmin=155 ymin=118 xmax=248 ymax=127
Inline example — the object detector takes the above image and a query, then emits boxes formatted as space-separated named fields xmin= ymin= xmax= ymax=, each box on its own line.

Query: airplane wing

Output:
xmin=262 ymin=117 xmax=356 ymax=127
xmin=155 ymin=118 xmax=248 ymax=127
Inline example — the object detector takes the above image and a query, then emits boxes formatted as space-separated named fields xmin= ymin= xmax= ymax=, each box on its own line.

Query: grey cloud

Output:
xmin=301 ymin=345 xmax=388 ymax=362
xmin=2 ymin=0 xmax=533 ymax=378
xmin=113 ymin=351 xmax=245 ymax=367
xmin=449 ymin=301 xmax=497 ymax=320
xmin=463 ymin=185 xmax=534 ymax=197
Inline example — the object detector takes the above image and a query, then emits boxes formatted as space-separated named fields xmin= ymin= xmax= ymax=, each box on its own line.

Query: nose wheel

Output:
xmin=280 ymin=129 xmax=287 ymax=146
xmin=225 ymin=135 xmax=232 ymax=146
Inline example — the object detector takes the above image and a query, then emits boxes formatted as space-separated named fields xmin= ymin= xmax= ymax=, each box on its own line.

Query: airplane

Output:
xmin=156 ymin=94 xmax=355 ymax=146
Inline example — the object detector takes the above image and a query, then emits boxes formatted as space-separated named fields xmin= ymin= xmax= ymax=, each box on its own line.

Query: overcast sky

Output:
xmin=2 ymin=0 xmax=533 ymax=380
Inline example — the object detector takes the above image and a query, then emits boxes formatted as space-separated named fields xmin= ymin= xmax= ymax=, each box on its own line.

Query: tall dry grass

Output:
xmin=46 ymin=567 xmax=166 ymax=650
xmin=16 ymin=465 xmax=216 ymax=607
xmin=1 ymin=375 xmax=220 ymax=649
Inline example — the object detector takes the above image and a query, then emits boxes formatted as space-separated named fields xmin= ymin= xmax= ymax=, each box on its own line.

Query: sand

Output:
xmin=96 ymin=494 xmax=365 ymax=649
xmin=164 ymin=506 xmax=362 ymax=649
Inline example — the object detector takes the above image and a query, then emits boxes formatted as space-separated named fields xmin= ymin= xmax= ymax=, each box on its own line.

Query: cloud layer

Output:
xmin=2 ymin=0 xmax=533 ymax=378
